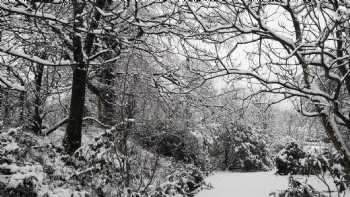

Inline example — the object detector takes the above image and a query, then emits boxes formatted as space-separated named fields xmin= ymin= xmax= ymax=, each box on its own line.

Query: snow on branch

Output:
xmin=0 ymin=75 xmax=25 ymax=92
xmin=95 ymin=7 xmax=113 ymax=17
xmin=0 ymin=47 xmax=75 ymax=66
xmin=205 ymin=68 xmax=333 ymax=102
xmin=0 ymin=3 xmax=69 ymax=25
xmin=43 ymin=116 xmax=111 ymax=135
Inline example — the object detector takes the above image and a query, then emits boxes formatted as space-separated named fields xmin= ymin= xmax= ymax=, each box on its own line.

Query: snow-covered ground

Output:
xmin=197 ymin=171 xmax=341 ymax=197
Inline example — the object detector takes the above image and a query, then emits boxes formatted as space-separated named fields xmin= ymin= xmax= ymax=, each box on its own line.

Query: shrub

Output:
xmin=157 ymin=131 xmax=207 ymax=167
xmin=210 ymin=122 xmax=272 ymax=171
xmin=134 ymin=128 xmax=208 ymax=170
xmin=275 ymin=143 xmax=350 ymax=196
xmin=274 ymin=142 xmax=348 ymax=176
xmin=275 ymin=142 xmax=307 ymax=175
xmin=131 ymin=162 xmax=210 ymax=197
xmin=276 ymin=176 xmax=326 ymax=197
xmin=1 ymin=127 xmax=209 ymax=197
xmin=3 ymin=176 xmax=38 ymax=197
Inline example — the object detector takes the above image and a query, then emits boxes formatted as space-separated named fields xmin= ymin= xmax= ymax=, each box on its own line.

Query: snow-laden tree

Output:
xmin=172 ymin=0 xmax=350 ymax=168
xmin=0 ymin=0 xmax=182 ymax=154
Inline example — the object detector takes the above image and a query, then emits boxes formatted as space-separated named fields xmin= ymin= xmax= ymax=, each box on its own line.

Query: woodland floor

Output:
xmin=196 ymin=171 xmax=340 ymax=197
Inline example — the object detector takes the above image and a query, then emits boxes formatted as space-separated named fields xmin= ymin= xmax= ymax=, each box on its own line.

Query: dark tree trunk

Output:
xmin=63 ymin=0 xmax=86 ymax=154
xmin=63 ymin=65 xmax=87 ymax=154
xmin=63 ymin=0 xmax=108 ymax=154
xmin=32 ymin=64 xmax=44 ymax=134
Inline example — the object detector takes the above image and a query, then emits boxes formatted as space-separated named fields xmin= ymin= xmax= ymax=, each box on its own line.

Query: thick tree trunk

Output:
xmin=63 ymin=65 xmax=87 ymax=154
xmin=325 ymin=18 xmax=350 ymax=167
xmin=289 ymin=6 xmax=350 ymax=167
xmin=63 ymin=0 xmax=108 ymax=154
xmin=63 ymin=0 xmax=86 ymax=155
xmin=330 ymin=3 xmax=350 ymax=167
xmin=320 ymin=112 xmax=350 ymax=169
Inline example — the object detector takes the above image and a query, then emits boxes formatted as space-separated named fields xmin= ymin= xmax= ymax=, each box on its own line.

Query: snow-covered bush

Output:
xmin=275 ymin=142 xmax=349 ymax=175
xmin=275 ymin=142 xmax=307 ymax=175
xmin=0 ymin=162 xmax=44 ymax=197
xmin=69 ymin=129 xmax=209 ymax=197
xmin=275 ymin=143 xmax=350 ymax=195
xmin=127 ymin=162 xmax=210 ymax=197
xmin=210 ymin=122 xmax=272 ymax=171
xmin=1 ymin=176 xmax=38 ymax=197
xmin=274 ymin=142 xmax=332 ymax=175
xmin=270 ymin=136 xmax=298 ymax=156
xmin=156 ymin=131 xmax=207 ymax=167
xmin=0 ymin=126 xmax=209 ymax=197
xmin=276 ymin=176 xmax=326 ymax=197
xmin=134 ymin=128 xmax=208 ymax=170
xmin=0 ymin=128 xmax=90 ymax=197
xmin=305 ymin=151 xmax=350 ymax=194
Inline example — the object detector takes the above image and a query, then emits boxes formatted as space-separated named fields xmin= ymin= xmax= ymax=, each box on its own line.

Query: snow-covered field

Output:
xmin=197 ymin=171 xmax=341 ymax=197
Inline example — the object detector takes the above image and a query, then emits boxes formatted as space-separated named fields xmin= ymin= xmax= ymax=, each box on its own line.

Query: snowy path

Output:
xmin=196 ymin=171 xmax=339 ymax=197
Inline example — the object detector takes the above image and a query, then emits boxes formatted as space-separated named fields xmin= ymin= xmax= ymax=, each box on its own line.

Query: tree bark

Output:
xmin=286 ymin=4 xmax=350 ymax=166
xmin=63 ymin=0 xmax=86 ymax=154
xmin=320 ymin=112 xmax=350 ymax=169
xmin=63 ymin=65 xmax=87 ymax=154
xmin=97 ymin=66 xmax=116 ymax=125
xmin=0 ymin=90 xmax=10 ymax=127
xmin=63 ymin=0 xmax=109 ymax=154
xmin=32 ymin=64 xmax=44 ymax=134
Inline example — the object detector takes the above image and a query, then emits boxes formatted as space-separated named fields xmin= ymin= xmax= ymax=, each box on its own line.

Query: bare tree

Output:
xmin=0 ymin=0 xmax=186 ymax=154
xmin=174 ymin=0 xmax=350 ymax=166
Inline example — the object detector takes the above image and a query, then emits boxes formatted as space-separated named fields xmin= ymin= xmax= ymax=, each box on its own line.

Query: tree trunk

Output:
xmin=289 ymin=6 xmax=350 ymax=167
xmin=97 ymin=66 xmax=116 ymax=125
xmin=32 ymin=64 xmax=44 ymax=134
xmin=63 ymin=0 xmax=86 ymax=155
xmin=1 ymin=90 xmax=10 ymax=126
xmin=19 ymin=91 xmax=26 ymax=124
xmin=63 ymin=65 xmax=87 ymax=154
xmin=63 ymin=0 xmax=108 ymax=154
xmin=320 ymin=112 xmax=350 ymax=169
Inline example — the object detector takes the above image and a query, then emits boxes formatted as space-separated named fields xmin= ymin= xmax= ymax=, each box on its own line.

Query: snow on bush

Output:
xmin=128 ymin=162 xmax=211 ymax=197
xmin=275 ymin=142 xmax=307 ymax=175
xmin=275 ymin=142 xmax=350 ymax=196
xmin=0 ymin=164 xmax=44 ymax=188
xmin=0 ymin=163 xmax=44 ymax=197
xmin=276 ymin=176 xmax=327 ymax=197
xmin=0 ymin=126 xmax=209 ymax=197
xmin=71 ymin=130 xmax=209 ymax=197
xmin=0 ymin=127 xmax=89 ymax=197
xmin=275 ymin=142 xmax=348 ymax=175
xmin=210 ymin=121 xmax=272 ymax=171
xmin=133 ymin=126 xmax=209 ymax=171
